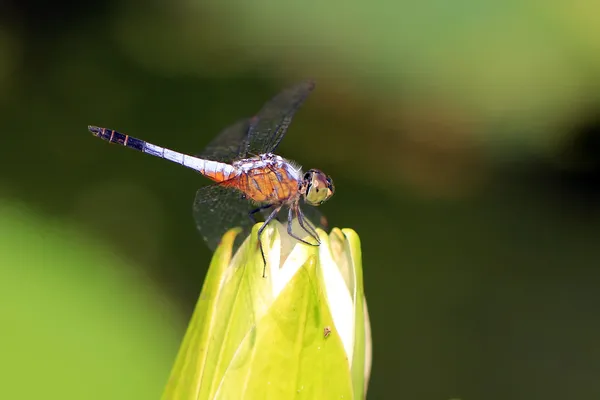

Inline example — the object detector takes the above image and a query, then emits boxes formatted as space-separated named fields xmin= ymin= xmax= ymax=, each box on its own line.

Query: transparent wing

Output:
xmin=193 ymin=182 xmax=256 ymax=252
xmin=197 ymin=80 xmax=315 ymax=162
xmin=243 ymin=80 xmax=315 ymax=155
xmin=196 ymin=118 xmax=251 ymax=163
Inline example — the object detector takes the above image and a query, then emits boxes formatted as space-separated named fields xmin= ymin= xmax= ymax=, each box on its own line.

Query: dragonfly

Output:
xmin=87 ymin=80 xmax=335 ymax=276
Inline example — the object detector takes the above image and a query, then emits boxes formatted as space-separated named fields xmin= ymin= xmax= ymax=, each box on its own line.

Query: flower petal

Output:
xmin=162 ymin=223 xmax=367 ymax=400
xmin=213 ymin=238 xmax=352 ymax=399
xmin=162 ymin=227 xmax=242 ymax=399
xmin=317 ymin=229 xmax=355 ymax=364
xmin=341 ymin=228 xmax=372 ymax=399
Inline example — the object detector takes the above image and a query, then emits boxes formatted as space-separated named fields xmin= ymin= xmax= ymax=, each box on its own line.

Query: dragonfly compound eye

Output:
xmin=304 ymin=169 xmax=335 ymax=206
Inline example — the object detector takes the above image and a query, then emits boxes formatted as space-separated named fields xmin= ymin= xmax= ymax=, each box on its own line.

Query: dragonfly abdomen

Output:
xmin=88 ymin=125 xmax=146 ymax=151
xmin=88 ymin=125 xmax=237 ymax=182
xmin=190 ymin=158 xmax=238 ymax=182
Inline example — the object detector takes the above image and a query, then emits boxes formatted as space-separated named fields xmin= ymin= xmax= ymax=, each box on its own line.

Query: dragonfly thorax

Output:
xmin=226 ymin=153 xmax=304 ymax=205
xmin=231 ymin=154 xmax=334 ymax=207
xmin=233 ymin=153 xmax=302 ymax=181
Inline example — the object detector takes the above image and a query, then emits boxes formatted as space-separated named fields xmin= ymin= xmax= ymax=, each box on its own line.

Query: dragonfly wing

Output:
xmin=196 ymin=118 xmax=251 ymax=163
xmin=244 ymin=80 xmax=315 ymax=155
xmin=193 ymin=182 xmax=256 ymax=252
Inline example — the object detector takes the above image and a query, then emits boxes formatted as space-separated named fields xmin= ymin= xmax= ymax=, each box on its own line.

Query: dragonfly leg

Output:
xmin=296 ymin=206 xmax=320 ymax=245
xmin=287 ymin=206 xmax=321 ymax=247
xmin=248 ymin=204 xmax=273 ymax=224
xmin=257 ymin=204 xmax=282 ymax=278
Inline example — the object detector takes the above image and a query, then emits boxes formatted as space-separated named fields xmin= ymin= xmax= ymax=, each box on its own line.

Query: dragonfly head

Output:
xmin=302 ymin=169 xmax=335 ymax=206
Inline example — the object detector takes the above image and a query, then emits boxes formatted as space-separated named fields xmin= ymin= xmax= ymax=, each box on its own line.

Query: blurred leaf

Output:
xmin=0 ymin=200 xmax=183 ymax=400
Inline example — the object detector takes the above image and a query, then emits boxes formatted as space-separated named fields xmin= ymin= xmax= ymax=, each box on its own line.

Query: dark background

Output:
xmin=1 ymin=1 xmax=600 ymax=399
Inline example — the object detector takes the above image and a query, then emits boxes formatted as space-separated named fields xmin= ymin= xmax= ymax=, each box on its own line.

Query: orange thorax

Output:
xmin=229 ymin=165 xmax=299 ymax=204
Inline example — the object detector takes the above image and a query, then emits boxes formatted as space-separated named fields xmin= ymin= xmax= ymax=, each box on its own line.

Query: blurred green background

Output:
xmin=1 ymin=1 xmax=600 ymax=399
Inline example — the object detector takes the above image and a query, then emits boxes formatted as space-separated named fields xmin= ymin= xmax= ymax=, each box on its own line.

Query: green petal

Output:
xmin=201 ymin=224 xmax=277 ymax=399
xmin=341 ymin=228 xmax=371 ymax=399
xmin=214 ymin=243 xmax=352 ymax=399
xmin=162 ymin=227 xmax=242 ymax=399
xmin=164 ymin=224 xmax=279 ymax=399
